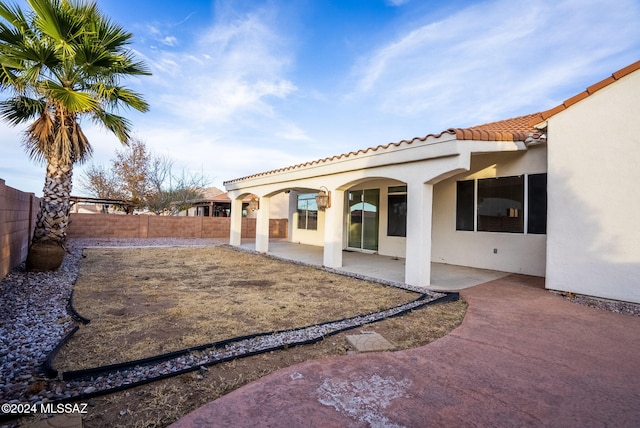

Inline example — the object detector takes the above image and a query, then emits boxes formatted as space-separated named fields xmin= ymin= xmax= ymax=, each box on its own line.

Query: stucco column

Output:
xmin=405 ymin=181 xmax=433 ymax=286
xmin=323 ymin=189 xmax=344 ymax=268
xmin=229 ymin=197 xmax=243 ymax=246
xmin=287 ymin=190 xmax=298 ymax=241
xmin=255 ymin=196 xmax=270 ymax=253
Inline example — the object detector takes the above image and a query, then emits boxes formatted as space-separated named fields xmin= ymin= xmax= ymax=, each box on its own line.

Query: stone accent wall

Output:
xmin=0 ymin=179 xmax=39 ymax=279
xmin=67 ymin=213 xmax=287 ymax=240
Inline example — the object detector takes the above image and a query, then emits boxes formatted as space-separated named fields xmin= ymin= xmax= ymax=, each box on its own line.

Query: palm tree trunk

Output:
xmin=26 ymin=160 xmax=73 ymax=271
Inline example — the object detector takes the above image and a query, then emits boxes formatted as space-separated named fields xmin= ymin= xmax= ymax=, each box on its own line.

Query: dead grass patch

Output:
xmin=56 ymin=246 xmax=418 ymax=370
xmin=48 ymin=245 xmax=466 ymax=428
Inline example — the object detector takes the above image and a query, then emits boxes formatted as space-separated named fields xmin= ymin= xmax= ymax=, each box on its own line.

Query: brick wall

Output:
xmin=67 ymin=213 xmax=288 ymax=240
xmin=0 ymin=179 xmax=39 ymax=279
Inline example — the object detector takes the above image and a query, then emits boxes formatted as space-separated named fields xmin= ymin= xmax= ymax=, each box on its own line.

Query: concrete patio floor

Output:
xmin=240 ymin=240 xmax=511 ymax=291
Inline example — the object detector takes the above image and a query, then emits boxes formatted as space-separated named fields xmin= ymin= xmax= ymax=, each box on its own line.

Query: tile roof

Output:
xmin=223 ymin=114 xmax=540 ymax=185
xmin=528 ymin=60 xmax=640 ymax=126
xmin=448 ymin=113 xmax=543 ymax=142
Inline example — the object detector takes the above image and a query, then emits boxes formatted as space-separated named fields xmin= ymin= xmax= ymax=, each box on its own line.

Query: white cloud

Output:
xmin=385 ymin=0 xmax=411 ymax=7
xmin=349 ymin=0 xmax=640 ymax=126
xmin=142 ymin=2 xmax=298 ymax=128
xmin=161 ymin=36 xmax=178 ymax=46
xmin=70 ymin=1 xmax=311 ymax=192
xmin=275 ymin=123 xmax=312 ymax=142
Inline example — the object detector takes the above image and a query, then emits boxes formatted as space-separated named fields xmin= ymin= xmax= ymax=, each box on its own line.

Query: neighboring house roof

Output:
xmin=224 ymin=60 xmax=640 ymax=186
xmin=201 ymin=186 xmax=225 ymax=199
xmin=179 ymin=192 xmax=255 ymax=205
xmin=170 ymin=186 xmax=226 ymax=206
xmin=70 ymin=195 xmax=133 ymax=207
xmin=529 ymin=60 xmax=640 ymax=126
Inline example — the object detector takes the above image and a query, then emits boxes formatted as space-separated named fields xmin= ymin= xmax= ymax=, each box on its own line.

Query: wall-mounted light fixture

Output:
xmin=248 ymin=196 xmax=260 ymax=211
xmin=315 ymin=186 xmax=331 ymax=210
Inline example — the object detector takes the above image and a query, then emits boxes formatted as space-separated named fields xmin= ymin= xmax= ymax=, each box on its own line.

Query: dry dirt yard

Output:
xmin=52 ymin=245 xmax=467 ymax=428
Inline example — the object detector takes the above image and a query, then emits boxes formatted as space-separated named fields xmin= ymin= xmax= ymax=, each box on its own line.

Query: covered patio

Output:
xmin=225 ymin=114 xmax=548 ymax=289
xmin=240 ymin=240 xmax=509 ymax=291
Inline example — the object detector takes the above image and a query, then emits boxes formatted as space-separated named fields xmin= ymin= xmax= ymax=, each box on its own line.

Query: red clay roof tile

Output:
xmin=540 ymin=104 xmax=566 ymax=120
xmin=587 ymin=76 xmax=616 ymax=94
xmin=562 ymin=91 xmax=589 ymax=108
xmin=449 ymin=112 xmax=542 ymax=142
xmin=613 ymin=61 xmax=640 ymax=79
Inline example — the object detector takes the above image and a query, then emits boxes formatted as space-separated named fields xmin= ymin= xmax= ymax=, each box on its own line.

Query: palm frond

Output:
xmin=0 ymin=23 xmax=25 ymax=46
xmin=114 ymin=51 xmax=152 ymax=76
xmin=0 ymin=2 xmax=29 ymax=33
xmin=89 ymin=14 xmax=132 ymax=52
xmin=74 ymin=39 xmax=111 ymax=68
xmin=93 ymin=109 xmax=132 ymax=143
xmin=0 ymin=64 xmax=20 ymax=89
xmin=69 ymin=119 xmax=92 ymax=163
xmin=43 ymin=80 xmax=98 ymax=112
xmin=24 ymin=107 xmax=93 ymax=164
xmin=0 ymin=96 xmax=45 ymax=125
xmin=28 ymin=0 xmax=85 ymax=57
xmin=23 ymin=110 xmax=54 ymax=163
xmin=89 ymin=82 xmax=149 ymax=112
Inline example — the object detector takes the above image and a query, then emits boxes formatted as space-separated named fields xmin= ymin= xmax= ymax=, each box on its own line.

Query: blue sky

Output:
xmin=2 ymin=0 xmax=640 ymax=196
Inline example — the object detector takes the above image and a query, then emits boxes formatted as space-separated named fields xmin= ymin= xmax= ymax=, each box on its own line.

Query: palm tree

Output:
xmin=0 ymin=0 xmax=150 ymax=270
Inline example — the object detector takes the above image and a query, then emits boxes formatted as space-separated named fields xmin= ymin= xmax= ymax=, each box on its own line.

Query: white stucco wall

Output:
xmin=268 ymin=192 xmax=289 ymax=219
xmin=286 ymin=190 xmax=324 ymax=246
xmin=431 ymin=147 xmax=548 ymax=276
xmin=290 ymin=209 xmax=326 ymax=245
xmin=545 ymin=70 xmax=640 ymax=303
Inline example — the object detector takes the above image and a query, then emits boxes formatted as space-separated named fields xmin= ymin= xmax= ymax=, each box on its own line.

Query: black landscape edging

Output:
xmin=45 ymin=291 xmax=458 ymax=404
xmin=60 ymin=292 xmax=436 ymax=380
xmin=66 ymin=289 xmax=91 ymax=325
xmin=43 ymin=326 xmax=79 ymax=378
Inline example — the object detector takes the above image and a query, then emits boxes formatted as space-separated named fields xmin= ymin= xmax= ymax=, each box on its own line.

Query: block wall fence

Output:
xmin=1 ymin=180 xmax=287 ymax=280
xmin=67 ymin=213 xmax=288 ymax=240
xmin=0 ymin=179 xmax=39 ymax=279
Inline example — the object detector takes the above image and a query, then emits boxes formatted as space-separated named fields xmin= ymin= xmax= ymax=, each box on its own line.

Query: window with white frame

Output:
xmin=297 ymin=193 xmax=318 ymax=230
xmin=456 ymin=174 xmax=547 ymax=234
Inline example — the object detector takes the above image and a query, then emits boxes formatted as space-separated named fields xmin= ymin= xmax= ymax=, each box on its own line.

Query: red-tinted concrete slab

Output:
xmin=170 ymin=275 xmax=640 ymax=427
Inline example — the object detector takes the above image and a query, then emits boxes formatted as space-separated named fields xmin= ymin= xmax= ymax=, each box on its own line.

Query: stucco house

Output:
xmin=224 ymin=61 xmax=640 ymax=304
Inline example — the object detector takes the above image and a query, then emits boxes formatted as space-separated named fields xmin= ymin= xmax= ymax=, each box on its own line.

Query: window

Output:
xmin=387 ymin=186 xmax=407 ymax=237
xmin=456 ymin=174 xmax=547 ymax=234
xmin=478 ymin=176 xmax=524 ymax=233
xmin=297 ymin=193 xmax=318 ymax=230
xmin=527 ymin=174 xmax=547 ymax=234
xmin=456 ymin=180 xmax=474 ymax=231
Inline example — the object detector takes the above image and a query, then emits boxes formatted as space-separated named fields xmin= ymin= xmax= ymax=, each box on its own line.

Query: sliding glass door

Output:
xmin=348 ymin=189 xmax=379 ymax=251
